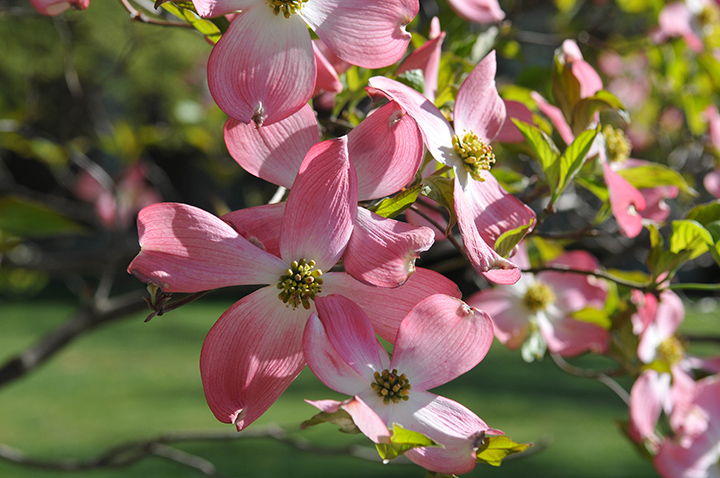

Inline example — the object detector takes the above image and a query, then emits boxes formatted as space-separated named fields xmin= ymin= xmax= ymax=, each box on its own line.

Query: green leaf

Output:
xmin=300 ymin=408 xmax=361 ymax=435
xmin=494 ymin=220 xmax=534 ymax=257
xmin=511 ymin=119 xmax=560 ymax=189
xmin=161 ymin=2 xmax=224 ymax=44
xmin=616 ymin=164 xmax=696 ymax=195
xmin=369 ymin=184 xmax=423 ymax=219
xmin=554 ymin=126 xmax=599 ymax=201
xmin=476 ymin=435 xmax=531 ymax=467
xmin=396 ymin=69 xmax=425 ymax=94
xmin=375 ymin=424 xmax=440 ymax=462
xmin=552 ymin=50 xmax=581 ymax=124
xmin=685 ymin=201 xmax=720 ymax=226
xmin=669 ymin=220 xmax=714 ymax=260
xmin=423 ymin=175 xmax=456 ymax=235
xmin=0 ymin=197 xmax=84 ymax=238
xmin=572 ymin=90 xmax=629 ymax=134
xmin=572 ymin=306 xmax=612 ymax=329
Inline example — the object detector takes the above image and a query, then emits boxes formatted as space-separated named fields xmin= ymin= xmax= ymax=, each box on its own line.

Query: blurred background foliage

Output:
xmin=0 ymin=0 xmax=719 ymax=476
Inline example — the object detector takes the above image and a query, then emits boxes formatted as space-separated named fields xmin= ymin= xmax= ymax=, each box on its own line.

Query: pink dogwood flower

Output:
xmin=30 ymin=0 xmax=89 ymax=16
xmin=654 ymin=376 xmax=720 ymax=478
xmin=224 ymin=100 xmax=433 ymax=287
xmin=367 ymin=51 xmax=537 ymax=285
xmin=466 ymin=244 xmax=608 ymax=360
xmin=192 ymin=0 xmax=418 ymax=126
xmin=304 ymin=293 xmax=499 ymax=474
xmin=704 ymin=105 xmax=720 ymax=198
xmin=128 ymin=137 xmax=460 ymax=430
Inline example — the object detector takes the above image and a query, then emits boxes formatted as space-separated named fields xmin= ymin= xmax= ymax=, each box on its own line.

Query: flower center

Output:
xmin=371 ymin=369 xmax=411 ymax=404
xmin=276 ymin=259 xmax=323 ymax=310
xmin=656 ymin=336 xmax=684 ymax=367
xmin=452 ymin=131 xmax=495 ymax=182
xmin=268 ymin=0 xmax=307 ymax=18
xmin=602 ymin=125 xmax=632 ymax=164
xmin=523 ymin=281 xmax=556 ymax=312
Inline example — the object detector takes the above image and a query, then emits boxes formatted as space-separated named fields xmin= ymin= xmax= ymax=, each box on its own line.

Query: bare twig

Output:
xmin=549 ymin=354 xmax=629 ymax=405
xmin=523 ymin=264 xmax=648 ymax=290
xmin=117 ymin=0 xmax=192 ymax=27
xmin=0 ymin=425 xmax=383 ymax=475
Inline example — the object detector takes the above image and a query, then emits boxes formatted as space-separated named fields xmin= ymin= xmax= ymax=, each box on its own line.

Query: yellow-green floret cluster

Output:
xmin=371 ymin=369 xmax=412 ymax=404
xmin=277 ymin=259 xmax=323 ymax=310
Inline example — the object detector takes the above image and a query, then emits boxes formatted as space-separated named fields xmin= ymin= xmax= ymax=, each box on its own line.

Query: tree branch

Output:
xmin=0 ymin=425 xmax=383 ymax=475
xmin=522 ymin=264 xmax=648 ymax=290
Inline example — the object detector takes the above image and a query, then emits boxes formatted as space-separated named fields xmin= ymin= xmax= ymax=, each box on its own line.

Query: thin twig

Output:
xmin=408 ymin=204 xmax=467 ymax=260
xmin=0 ymin=425 xmax=383 ymax=475
xmin=117 ymin=0 xmax=192 ymax=27
xmin=523 ymin=264 xmax=648 ymax=290
xmin=668 ymin=282 xmax=720 ymax=291
xmin=549 ymin=354 xmax=629 ymax=404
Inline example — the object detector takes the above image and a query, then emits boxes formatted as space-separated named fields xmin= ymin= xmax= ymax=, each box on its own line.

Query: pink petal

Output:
xmin=454 ymin=51 xmax=506 ymax=142
xmin=191 ymin=0 xmax=259 ymax=17
xmin=312 ymin=38 xmax=351 ymax=75
xmin=602 ymin=162 xmax=646 ymax=238
xmin=367 ymin=76 xmax=458 ymax=167
xmin=222 ymin=202 xmax=286 ymax=258
xmin=704 ymin=168 xmax=720 ymax=198
xmin=280 ymin=137 xmax=357 ymax=271
xmin=200 ymin=287 xmax=308 ymax=430
xmin=348 ymin=101 xmax=424 ymax=200
xmin=445 ymin=0 xmax=505 ymax=24
xmin=128 ymin=203 xmax=287 ymax=292
xmin=392 ymin=295 xmax=494 ymax=391
xmin=397 ymin=30 xmax=446 ymax=101
xmin=223 ymin=103 xmax=319 ymax=188
xmin=654 ymin=433 xmax=720 ymax=478
xmin=453 ymin=176 xmax=522 ymax=284
xmin=496 ymin=100 xmax=536 ymax=143
xmin=303 ymin=313 xmax=372 ymax=395
xmin=639 ymin=185 xmax=678 ymax=222
xmin=571 ymin=60 xmax=603 ymax=99
xmin=655 ymin=290 xmax=686 ymax=342
xmin=538 ymin=313 xmax=608 ymax=356
xmin=538 ymin=250 xmax=607 ymax=312
xmin=313 ymin=295 xmax=388 ymax=382
xmin=463 ymin=171 xmax=536 ymax=245
xmin=343 ymin=208 xmax=434 ymax=287
xmin=629 ymin=370 xmax=668 ymax=443
xmin=705 ymin=105 xmax=720 ymax=152
xmin=312 ymin=40 xmax=343 ymax=96
xmin=207 ymin=7 xmax=315 ymax=126
xmin=302 ymin=0 xmax=417 ymax=68
xmin=30 ymin=0 xmax=90 ymax=15
xmin=466 ymin=287 xmax=530 ymax=349
xmin=321 ymin=267 xmax=461 ymax=344
xmin=531 ymin=91 xmax=575 ymax=145
xmin=390 ymin=392 xmax=491 ymax=475
xmin=343 ymin=395 xmax=392 ymax=444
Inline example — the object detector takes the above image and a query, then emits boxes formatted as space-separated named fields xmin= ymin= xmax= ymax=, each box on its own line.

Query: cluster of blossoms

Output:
xmin=29 ymin=0 xmax=720 ymax=475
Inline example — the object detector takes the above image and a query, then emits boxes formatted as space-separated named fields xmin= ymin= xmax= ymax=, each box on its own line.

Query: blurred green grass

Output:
xmin=6 ymin=298 xmax=714 ymax=477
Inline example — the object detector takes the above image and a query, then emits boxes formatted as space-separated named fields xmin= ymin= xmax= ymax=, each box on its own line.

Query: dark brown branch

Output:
xmin=522 ymin=264 xmax=648 ymax=290
xmin=0 ymin=290 xmax=147 ymax=388
xmin=0 ymin=425 xmax=383 ymax=475
xmin=549 ymin=354 xmax=629 ymax=405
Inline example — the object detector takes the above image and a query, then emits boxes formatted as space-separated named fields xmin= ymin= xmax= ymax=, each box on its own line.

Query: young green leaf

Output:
xmin=476 ymin=435 xmax=531 ymax=467
xmin=300 ymin=408 xmax=361 ymax=435
xmin=511 ymin=119 xmax=560 ymax=190
xmin=616 ymin=164 xmax=696 ymax=195
xmin=554 ymin=126 xmax=599 ymax=201
xmin=369 ymin=184 xmax=423 ymax=219
xmin=375 ymin=424 xmax=440 ymax=462
xmin=669 ymin=219 xmax=714 ymax=259
xmin=161 ymin=2 xmax=224 ymax=44
xmin=494 ymin=220 xmax=534 ymax=257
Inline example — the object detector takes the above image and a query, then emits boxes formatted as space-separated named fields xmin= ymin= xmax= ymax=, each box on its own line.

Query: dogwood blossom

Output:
xmin=304 ymin=293 xmax=498 ymax=474
xmin=467 ymin=244 xmax=608 ymax=360
xmin=192 ymin=0 xmax=418 ymax=126
xmin=224 ymin=100 xmax=433 ymax=287
xmin=128 ymin=137 xmax=459 ymax=430
xmin=367 ymin=51 xmax=537 ymax=284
